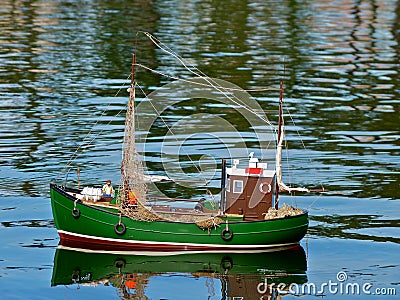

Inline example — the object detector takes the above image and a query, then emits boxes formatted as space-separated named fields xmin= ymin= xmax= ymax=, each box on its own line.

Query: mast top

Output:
xmin=279 ymin=81 xmax=284 ymax=103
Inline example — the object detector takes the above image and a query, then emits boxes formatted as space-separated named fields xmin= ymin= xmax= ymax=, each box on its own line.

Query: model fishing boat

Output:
xmin=50 ymin=36 xmax=312 ymax=251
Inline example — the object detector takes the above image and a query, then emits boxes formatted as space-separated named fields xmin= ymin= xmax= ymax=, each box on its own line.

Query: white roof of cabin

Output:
xmin=226 ymin=167 xmax=275 ymax=178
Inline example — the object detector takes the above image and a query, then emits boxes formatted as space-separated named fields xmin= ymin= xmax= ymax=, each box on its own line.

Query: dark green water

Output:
xmin=0 ymin=0 xmax=399 ymax=299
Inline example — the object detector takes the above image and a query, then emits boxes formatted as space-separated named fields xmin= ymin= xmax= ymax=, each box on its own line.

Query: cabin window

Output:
xmin=233 ymin=180 xmax=243 ymax=194
xmin=226 ymin=178 xmax=230 ymax=192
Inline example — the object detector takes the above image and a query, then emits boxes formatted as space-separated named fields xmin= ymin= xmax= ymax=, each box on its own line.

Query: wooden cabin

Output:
xmin=224 ymin=156 xmax=275 ymax=221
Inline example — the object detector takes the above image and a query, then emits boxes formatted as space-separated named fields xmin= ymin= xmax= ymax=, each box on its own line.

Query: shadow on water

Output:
xmin=51 ymin=244 xmax=307 ymax=299
xmin=1 ymin=219 xmax=54 ymax=228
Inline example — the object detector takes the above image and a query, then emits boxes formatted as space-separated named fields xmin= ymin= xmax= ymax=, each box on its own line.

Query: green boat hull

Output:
xmin=50 ymin=184 xmax=308 ymax=251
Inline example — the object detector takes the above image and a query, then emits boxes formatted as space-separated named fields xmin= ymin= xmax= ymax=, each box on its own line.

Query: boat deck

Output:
xmin=67 ymin=191 xmax=219 ymax=218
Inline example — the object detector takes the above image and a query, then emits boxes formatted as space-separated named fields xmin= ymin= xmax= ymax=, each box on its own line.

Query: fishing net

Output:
xmin=123 ymin=202 xmax=165 ymax=222
xmin=263 ymin=204 xmax=304 ymax=220
xmin=121 ymin=200 xmax=222 ymax=229
xmin=116 ymin=85 xmax=148 ymax=209
xmin=195 ymin=217 xmax=223 ymax=230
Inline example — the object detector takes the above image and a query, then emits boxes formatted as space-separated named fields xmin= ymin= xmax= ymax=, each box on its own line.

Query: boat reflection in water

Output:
xmin=51 ymin=242 xmax=307 ymax=299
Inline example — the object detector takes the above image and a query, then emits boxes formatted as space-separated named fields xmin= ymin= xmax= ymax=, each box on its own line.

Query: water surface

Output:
xmin=0 ymin=0 xmax=399 ymax=299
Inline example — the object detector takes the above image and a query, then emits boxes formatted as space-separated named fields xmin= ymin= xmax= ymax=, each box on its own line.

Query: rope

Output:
xmin=136 ymin=31 xmax=276 ymax=130
xmin=282 ymin=101 xmax=326 ymax=199
xmin=135 ymin=63 xmax=278 ymax=92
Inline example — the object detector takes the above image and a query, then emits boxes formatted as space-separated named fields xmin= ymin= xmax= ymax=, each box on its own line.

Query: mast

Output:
xmin=275 ymin=82 xmax=284 ymax=209
xmin=118 ymin=53 xmax=147 ymax=207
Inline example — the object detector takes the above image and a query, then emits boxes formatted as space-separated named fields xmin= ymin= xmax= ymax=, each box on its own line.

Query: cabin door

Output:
xmin=243 ymin=177 xmax=273 ymax=220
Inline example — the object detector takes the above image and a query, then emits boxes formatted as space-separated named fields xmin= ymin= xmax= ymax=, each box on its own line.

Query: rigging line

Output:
xmin=138 ymin=32 xmax=280 ymax=167
xmin=280 ymin=60 xmax=324 ymax=195
xmin=153 ymin=39 xmax=271 ymax=133
xmin=275 ymin=108 xmax=295 ymax=191
xmin=283 ymin=130 xmax=298 ymax=191
xmin=139 ymin=31 xmax=276 ymax=130
xmin=136 ymin=63 xmax=276 ymax=131
xmin=279 ymin=71 xmax=315 ymax=194
xmin=280 ymin=111 xmax=298 ymax=190
xmin=281 ymin=108 xmax=302 ymax=189
xmin=114 ymin=73 xmax=133 ymax=97
xmin=137 ymin=33 xmax=282 ymax=168
xmin=307 ymin=193 xmax=324 ymax=210
xmin=56 ymin=75 xmax=131 ymax=180
xmin=136 ymin=62 xmax=279 ymax=141
xmin=58 ymin=108 xmax=122 ymax=178
xmin=137 ymin=61 xmax=276 ymax=178
xmin=135 ymin=63 xmax=278 ymax=92
xmin=141 ymin=31 xmax=204 ymax=79
xmin=135 ymin=82 xmax=209 ymax=185
xmin=61 ymin=108 xmax=120 ymax=175
xmin=282 ymin=101 xmax=308 ymax=153
xmin=145 ymin=30 xmax=254 ymax=112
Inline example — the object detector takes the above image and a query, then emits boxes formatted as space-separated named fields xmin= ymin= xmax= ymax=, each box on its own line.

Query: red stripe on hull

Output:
xmin=58 ymin=231 xmax=295 ymax=252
